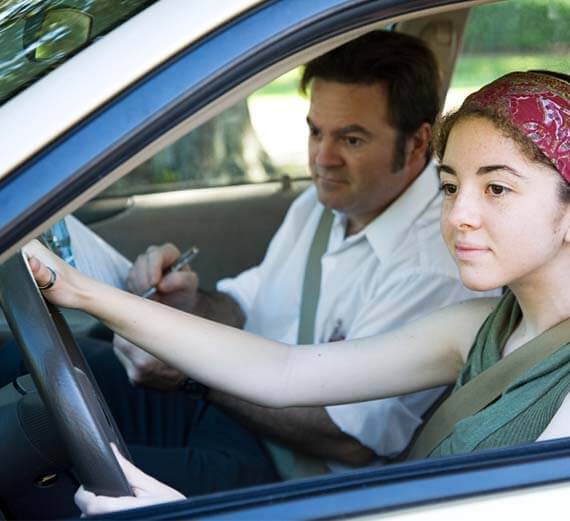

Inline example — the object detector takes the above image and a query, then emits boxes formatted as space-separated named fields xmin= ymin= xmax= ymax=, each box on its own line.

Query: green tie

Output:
xmin=297 ymin=208 xmax=334 ymax=344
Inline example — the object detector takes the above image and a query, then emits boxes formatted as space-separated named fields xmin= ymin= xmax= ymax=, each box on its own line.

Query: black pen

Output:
xmin=142 ymin=246 xmax=200 ymax=299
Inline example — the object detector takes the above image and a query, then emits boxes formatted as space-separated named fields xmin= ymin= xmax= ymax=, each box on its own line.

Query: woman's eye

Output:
xmin=487 ymin=184 xmax=510 ymax=196
xmin=440 ymin=183 xmax=457 ymax=196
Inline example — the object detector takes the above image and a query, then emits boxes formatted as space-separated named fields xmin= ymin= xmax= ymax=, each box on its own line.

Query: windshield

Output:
xmin=0 ymin=0 xmax=158 ymax=105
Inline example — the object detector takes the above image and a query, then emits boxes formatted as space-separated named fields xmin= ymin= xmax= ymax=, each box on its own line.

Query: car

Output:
xmin=0 ymin=0 xmax=568 ymax=519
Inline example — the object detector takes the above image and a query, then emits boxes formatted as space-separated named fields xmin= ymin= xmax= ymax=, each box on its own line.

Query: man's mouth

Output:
xmin=314 ymin=172 xmax=348 ymax=185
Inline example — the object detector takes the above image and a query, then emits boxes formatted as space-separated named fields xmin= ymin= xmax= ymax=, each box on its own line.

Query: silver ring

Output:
xmin=37 ymin=267 xmax=57 ymax=290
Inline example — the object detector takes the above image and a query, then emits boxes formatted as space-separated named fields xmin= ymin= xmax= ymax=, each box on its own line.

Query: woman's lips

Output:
xmin=454 ymin=243 xmax=491 ymax=261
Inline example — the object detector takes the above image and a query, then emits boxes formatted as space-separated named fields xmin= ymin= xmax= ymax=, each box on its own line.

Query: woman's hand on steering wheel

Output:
xmin=74 ymin=444 xmax=185 ymax=516
xmin=24 ymin=239 xmax=89 ymax=309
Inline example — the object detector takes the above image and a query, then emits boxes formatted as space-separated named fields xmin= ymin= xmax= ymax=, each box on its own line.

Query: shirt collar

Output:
xmin=361 ymin=161 xmax=440 ymax=259
xmin=323 ymin=162 xmax=440 ymax=256
xmin=364 ymin=162 xmax=439 ymax=258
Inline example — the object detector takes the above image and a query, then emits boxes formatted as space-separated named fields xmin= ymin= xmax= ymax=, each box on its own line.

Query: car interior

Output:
xmin=0 ymin=0 xmax=567 ymax=519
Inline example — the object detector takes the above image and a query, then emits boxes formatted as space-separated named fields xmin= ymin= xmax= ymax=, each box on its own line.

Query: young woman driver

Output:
xmin=26 ymin=70 xmax=570 ymax=514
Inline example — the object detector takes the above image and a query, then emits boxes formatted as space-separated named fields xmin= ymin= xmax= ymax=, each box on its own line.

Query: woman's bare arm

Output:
xmin=25 ymin=241 xmax=497 ymax=408
xmin=281 ymin=297 xmax=497 ymax=406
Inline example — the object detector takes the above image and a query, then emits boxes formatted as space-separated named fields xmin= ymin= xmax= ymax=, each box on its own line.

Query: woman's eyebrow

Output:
xmin=477 ymin=165 xmax=526 ymax=178
xmin=437 ymin=164 xmax=526 ymax=178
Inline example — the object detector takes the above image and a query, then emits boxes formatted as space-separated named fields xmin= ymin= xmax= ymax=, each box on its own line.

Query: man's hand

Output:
xmin=127 ymin=243 xmax=199 ymax=312
xmin=75 ymin=444 xmax=185 ymax=516
xmin=113 ymin=334 xmax=186 ymax=391
xmin=116 ymin=242 xmax=245 ymax=389
xmin=118 ymin=243 xmax=196 ymax=390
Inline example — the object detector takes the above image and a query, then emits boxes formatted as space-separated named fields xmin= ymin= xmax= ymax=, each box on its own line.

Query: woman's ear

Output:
xmin=563 ymin=208 xmax=570 ymax=244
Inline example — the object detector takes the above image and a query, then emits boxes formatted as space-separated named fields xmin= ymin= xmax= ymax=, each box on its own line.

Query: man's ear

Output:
xmin=407 ymin=123 xmax=432 ymax=162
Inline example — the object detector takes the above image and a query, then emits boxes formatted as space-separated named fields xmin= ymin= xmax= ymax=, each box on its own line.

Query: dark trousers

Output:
xmin=0 ymin=337 xmax=278 ymax=496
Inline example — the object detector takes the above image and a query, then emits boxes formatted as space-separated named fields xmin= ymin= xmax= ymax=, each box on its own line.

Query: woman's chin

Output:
xmin=460 ymin=274 xmax=503 ymax=293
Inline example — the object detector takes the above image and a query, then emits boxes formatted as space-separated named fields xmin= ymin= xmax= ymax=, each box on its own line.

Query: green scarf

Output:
xmin=429 ymin=291 xmax=570 ymax=458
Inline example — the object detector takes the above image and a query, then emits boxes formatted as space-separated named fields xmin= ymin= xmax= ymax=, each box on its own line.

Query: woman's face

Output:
xmin=439 ymin=116 xmax=570 ymax=292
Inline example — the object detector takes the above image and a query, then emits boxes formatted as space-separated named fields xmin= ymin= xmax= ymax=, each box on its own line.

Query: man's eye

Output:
xmin=345 ymin=136 xmax=363 ymax=147
xmin=309 ymin=127 xmax=321 ymax=138
xmin=440 ymin=182 xmax=457 ymax=196
xmin=487 ymin=184 xmax=510 ymax=196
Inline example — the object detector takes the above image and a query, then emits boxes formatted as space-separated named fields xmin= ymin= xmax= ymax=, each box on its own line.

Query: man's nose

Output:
xmin=313 ymin=139 xmax=343 ymax=168
xmin=446 ymin=191 xmax=482 ymax=231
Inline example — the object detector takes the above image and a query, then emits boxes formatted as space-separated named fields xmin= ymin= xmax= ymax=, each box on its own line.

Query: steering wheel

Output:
xmin=0 ymin=250 xmax=133 ymax=497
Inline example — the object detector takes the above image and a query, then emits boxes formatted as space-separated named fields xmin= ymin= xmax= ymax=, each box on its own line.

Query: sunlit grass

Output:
xmin=450 ymin=54 xmax=569 ymax=87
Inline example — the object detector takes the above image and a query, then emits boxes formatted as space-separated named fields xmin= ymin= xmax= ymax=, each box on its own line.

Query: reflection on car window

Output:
xmin=0 ymin=0 xmax=158 ymax=105
xmin=445 ymin=0 xmax=569 ymax=111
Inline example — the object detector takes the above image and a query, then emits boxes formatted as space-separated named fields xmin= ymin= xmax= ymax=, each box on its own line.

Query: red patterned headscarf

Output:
xmin=464 ymin=71 xmax=570 ymax=183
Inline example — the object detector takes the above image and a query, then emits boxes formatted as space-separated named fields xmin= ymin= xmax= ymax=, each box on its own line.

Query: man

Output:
xmin=97 ymin=29 xmax=494 ymax=489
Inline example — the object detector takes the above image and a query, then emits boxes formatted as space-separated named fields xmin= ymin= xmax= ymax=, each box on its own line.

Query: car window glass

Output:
xmin=100 ymin=68 xmax=310 ymax=197
xmin=445 ymin=0 xmax=569 ymax=111
xmin=0 ymin=0 xmax=158 ymax=105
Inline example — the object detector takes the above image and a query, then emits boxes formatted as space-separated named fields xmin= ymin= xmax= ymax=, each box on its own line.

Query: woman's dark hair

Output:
xmin=301 ymin=31 xmax=441 ymax=169
xmin=433 ymin=70 xmax=570 ymax=202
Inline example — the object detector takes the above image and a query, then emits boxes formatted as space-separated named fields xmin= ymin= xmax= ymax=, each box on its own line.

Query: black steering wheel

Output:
xmin=0 ymin=250 xmax=133 ymax=498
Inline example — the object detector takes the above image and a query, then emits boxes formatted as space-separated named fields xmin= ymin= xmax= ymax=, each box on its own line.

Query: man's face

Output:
xmin=307 ymin=79 xmax=418 ymax=233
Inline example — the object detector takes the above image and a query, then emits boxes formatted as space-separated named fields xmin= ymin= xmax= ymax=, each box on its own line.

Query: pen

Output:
xmin=142 ymin=245 xmax=200 ymax=299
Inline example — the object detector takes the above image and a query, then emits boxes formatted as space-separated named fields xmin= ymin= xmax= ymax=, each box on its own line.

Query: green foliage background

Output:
xmin=462 ymin=0 xmax=570 ymax=53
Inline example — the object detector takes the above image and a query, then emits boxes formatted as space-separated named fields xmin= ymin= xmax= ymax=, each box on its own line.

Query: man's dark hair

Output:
xmin=301 ymin=31 xmax=441 ymax=169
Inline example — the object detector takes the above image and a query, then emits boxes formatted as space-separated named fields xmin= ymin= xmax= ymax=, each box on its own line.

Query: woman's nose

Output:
xmin=446 ymin=191 xmax=482 ymax=231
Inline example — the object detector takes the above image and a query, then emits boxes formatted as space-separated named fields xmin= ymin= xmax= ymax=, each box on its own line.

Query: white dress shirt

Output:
xmin=219 ymin=163 xmax=498 ymax=465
